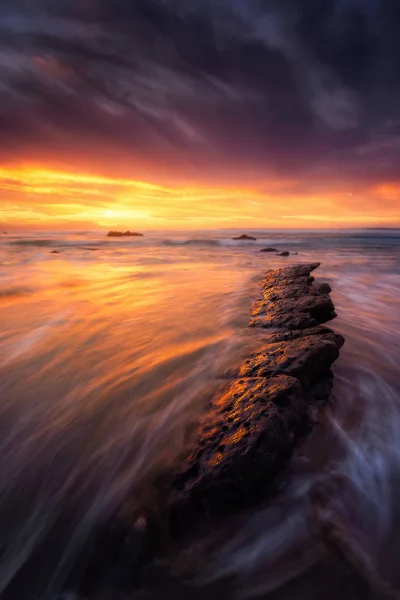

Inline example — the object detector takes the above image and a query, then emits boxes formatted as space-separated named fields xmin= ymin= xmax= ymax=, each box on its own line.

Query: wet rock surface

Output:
xmin=162 ymin=263 xmax=343 ymax=536
xmin=239 ymin=331 xmax=343 ymax=384
xmin=250 ymin=263 xmax=336 ymax=330
xmin=166 ymin=375 xmax=304 ymax=534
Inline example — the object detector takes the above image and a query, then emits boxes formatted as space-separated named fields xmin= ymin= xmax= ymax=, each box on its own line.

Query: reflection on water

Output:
xmin=0 ymin=229 xmax=399 ymax=598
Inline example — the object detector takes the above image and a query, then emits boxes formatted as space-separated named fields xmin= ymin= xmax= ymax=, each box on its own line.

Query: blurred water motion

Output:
xmin=0 ymin=229 xmax=399 ymax=598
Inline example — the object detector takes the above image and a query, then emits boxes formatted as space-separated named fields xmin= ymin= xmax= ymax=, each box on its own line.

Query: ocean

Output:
xmin=0 ymin=229 xmax=400 ymax=599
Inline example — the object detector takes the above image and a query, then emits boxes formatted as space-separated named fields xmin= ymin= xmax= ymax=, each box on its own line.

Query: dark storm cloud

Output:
xmin=1 ymin=0 xmax=400 ymax=182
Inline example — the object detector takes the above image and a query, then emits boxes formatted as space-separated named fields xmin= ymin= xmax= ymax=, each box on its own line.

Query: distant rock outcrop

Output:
xmin=278 ymin=251 xmax=290 ymax=256
xmin=107 ymin=231 xmax=144 ymax=237
xmin=260 ymin=247 xmax=278 ymax=252
xmin=232 ymin=234 xmax=257 ymax=241
xmin=50 ymin=250 xmax=61 ymax=254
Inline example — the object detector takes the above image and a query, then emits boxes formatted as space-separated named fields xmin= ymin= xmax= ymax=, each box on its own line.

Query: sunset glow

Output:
xmin=2 ymin=0 xmax=400 ymax=232
xmin=1 ymin=167 xmax=399 ymax=230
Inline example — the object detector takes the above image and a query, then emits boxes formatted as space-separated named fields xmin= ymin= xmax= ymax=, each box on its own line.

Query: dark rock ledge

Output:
xmin=162 ymin=263 xmax=343 ymax=537
xmin=79 ymin=263 xmax=344 ymax=594
xmin=107 ymin=230 xmax=144 ymax=237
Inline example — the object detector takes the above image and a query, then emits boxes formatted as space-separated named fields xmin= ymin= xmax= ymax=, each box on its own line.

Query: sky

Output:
xmin=1 ymin=0 xmax=400 ymax=230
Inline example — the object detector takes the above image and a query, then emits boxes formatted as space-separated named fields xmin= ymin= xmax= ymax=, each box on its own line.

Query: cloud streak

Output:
xmin=1 ymin=167 xmax=399 ymax=229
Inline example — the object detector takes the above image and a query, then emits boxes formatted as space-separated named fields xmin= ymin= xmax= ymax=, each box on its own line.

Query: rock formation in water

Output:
xmin=250 ymin=263 xmax=335 ymax=330
xmin=232 ymin=234 xmax=257 ymax=241
xmin=78 ymin=263 xmax=344 ymax=596
xmin=278 ymin=251 xmax=290 ymax=256
xmin=159 ymin=263 xmax=343 ymax=536
xmin=50 ymin=250 xmax=61 ymax=254
xmin=260 ymin=247 xmax=278 ymax=252
xmin=107 ymin=231 xmax=144 ymax=237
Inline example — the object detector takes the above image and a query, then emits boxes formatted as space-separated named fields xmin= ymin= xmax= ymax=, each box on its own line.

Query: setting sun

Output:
xmin=1 ymin=166 xmax=399 ymax=230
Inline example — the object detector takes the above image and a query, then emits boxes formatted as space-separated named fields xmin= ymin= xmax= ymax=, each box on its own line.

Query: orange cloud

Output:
xmin=0 ymin=166 xmax=399 ymax=230
xmin=373 ymin=183 xmax=400 ymax=200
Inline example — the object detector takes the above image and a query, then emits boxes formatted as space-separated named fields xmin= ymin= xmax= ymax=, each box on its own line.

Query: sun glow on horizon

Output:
xmin=0 ymin=166 xmax=399 ymax=230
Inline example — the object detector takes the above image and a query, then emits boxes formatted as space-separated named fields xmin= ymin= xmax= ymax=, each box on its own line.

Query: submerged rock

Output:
xmin=232 ymin=234 xmax=257 ymax=241
xmin=260 ymin=247 xmax=278 ymax=252
xmin=107 ymin=231 xmax=144 ymax=237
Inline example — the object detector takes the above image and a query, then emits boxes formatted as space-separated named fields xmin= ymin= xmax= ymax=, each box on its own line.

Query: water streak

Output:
xmin=0 ymin=228 xmax=399 ymax=598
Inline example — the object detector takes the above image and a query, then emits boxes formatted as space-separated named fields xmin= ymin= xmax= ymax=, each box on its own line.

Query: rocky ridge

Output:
xmin=162 ymin=263 xmax=344 ymax=535
xmin=78 ymin=263 xmax=344 ymax=596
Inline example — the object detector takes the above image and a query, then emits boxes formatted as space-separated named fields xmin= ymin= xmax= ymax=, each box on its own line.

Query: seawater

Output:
xmin=0 ymin=229 xmax=399 ymax=599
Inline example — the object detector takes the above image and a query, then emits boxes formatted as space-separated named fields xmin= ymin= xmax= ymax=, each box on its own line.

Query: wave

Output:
xmin=162 ymin=238 xmax=221 ymax=247
xmin=161 ymin=237 xmax=291 ymax=247
xmin=4 ymin=235 xmax=294 ymax=251
xmin=6 ymin=239 xmax=109 ymax=250
xmin=8 ymin=239 xmax=55 ymax=247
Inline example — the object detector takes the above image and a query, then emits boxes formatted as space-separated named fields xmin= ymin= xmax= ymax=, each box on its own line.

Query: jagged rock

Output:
xmin=250 ymin=263 xmax=336 ymax=330
xmin=238 ymin=330 xmax=344 ymax=385
xmin=166 ymin=375 xmax=304 ymax=532
xmin=232 ymin=234 xmax=257 ymax=241
xmin=79 ymin=263 xmax=344 ymax=595
xmin=107 ymin=231 xmax=144 ymax=237
xmin=159 ymin=263 xmax=343 ymax=536
xmin=260 ymin=247 xmax=278 ymax=252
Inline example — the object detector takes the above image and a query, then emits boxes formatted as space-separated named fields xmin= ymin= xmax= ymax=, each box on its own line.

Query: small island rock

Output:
xmin=107 ymin=231 xmax=144 ymax=237
xmin=260 ymin=247 xmax=278 ymax=253
xmin=279 ymin=251 xmax=290 ymax=256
